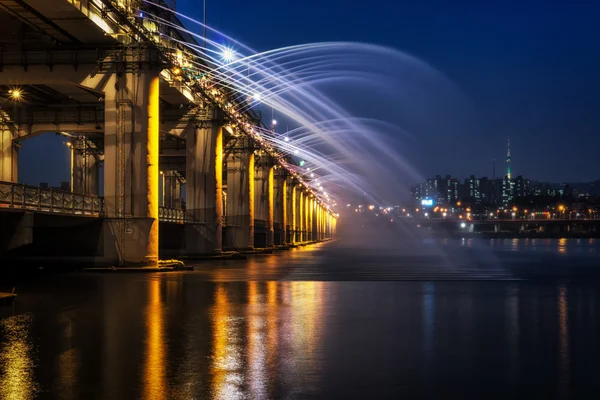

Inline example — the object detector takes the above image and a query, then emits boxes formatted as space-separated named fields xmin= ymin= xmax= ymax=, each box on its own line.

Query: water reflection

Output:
xmin=57 ymin=308 xmax=78 ymax=400
xmin=144 ymin=278 xmax=166 ymax=400
xmin=558 ymin=285 xmax=571 ymax=397
xmin=207 ymin=280 xmax=325 ymax=399
xmin=0 ymin=313 xmax=38 ymax=400
xmin=505 ymin=284 xmax=520 ymax=389
xmin=211 ymin=284 xmax=244 ymax=399
xmin=558 ymin=238 xmax=567 ymax=254
xmin=247 ymin=281 xmax=267 ymax=399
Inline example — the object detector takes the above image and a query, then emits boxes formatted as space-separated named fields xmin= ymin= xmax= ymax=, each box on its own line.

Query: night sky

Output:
xmin=21 ymin=0 xmax=600 ymax=187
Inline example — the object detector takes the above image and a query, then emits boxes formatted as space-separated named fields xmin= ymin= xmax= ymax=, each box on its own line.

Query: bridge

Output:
xmin=0 ymin=0 xmax=336 ymax=267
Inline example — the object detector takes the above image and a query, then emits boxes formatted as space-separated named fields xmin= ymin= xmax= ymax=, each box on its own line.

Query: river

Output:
xmin=2 ymin=238 xmax=600 ymax=399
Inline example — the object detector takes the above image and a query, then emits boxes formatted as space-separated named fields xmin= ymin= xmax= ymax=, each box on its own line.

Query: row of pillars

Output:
xmin=183 ymin=131 xmax=336 ymax=254
xmin=0 ymin=60 xmax=336 ymax=266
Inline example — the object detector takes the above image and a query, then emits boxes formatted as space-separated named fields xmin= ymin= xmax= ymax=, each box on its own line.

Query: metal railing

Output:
xmin=0 ymin=181 xmax=103 ymax=216
xmin=158 ymin=206 xmax=185 ymax=223
xmin=159 ymin=207 xmax=229 ymax=226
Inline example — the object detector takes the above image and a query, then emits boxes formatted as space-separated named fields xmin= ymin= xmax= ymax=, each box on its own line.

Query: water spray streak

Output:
xmin=142 ymin=0 xmax=464 ymax=211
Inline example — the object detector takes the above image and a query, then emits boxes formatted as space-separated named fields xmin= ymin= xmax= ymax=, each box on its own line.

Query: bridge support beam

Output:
xmin=296 ymin=189 xmax=304 ymax=243
xmin=273 ymin=167 xmax=287 ymax=246
xmin=71 ymin=138 xmax=99 ymax=195
xmin=253 ymin=154 xmax=274 ymax=248
xmin=316 ymin=204 xmax=322 ymax=241
xmin=162 ymin=171 xmax=183 ymax=209
xmin=308 ymin=196 xmax=315 ymax=241
xmin=286 ymin=179 xmax=296 ymax=244
xmin=185 ymin=122 xmax=223 ymax=254
xmin=304 ymin=193 xmax=310 ymax=242
xmin=0 ymin=128 xmax=18 ymax=183
xmin=101 ymin=67 xmax=160 ymax=267
xmin=226 ymin=141 xmax=254 ymax=250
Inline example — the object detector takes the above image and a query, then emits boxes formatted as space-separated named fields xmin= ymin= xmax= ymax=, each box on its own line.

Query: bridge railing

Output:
xmin=158 ymin=206 xmax=185 ymax=223
xmin=0 ymin=181 xmax=103 ymax=216
xmin=158 ymin=207 xmax=229 ymax=226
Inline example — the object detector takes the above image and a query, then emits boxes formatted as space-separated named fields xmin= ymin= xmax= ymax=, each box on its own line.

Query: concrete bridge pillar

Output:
xmin=296 ymin=189 xmax=304 ymax=243
xmin=305 ymin=194 xmax=312 ymax=242
xmin=226 ymin=140 xmax=254 ymax=250
xmin=332 ymin=214 xmax=337 ymax=238
xmin=253 ymin=154 xmax=274 ymax=248
xmin=185 ymin=120 xmax=223 ymax=254
xmin=0 ymin=127 xmax=18 ymax=183
xmin=309 ymin=197 xmax=317 ymax=241
xmin=317 ymin=205 xmax=323 ymax=240
xmin=273 ymin=167 xmax=287 ymax=246
xmin=286 ymin=180 xmax=296 ymax=244
xmin=101 ymin=67 xmax=160 ymax=267
xmin=162 ymin=170 xmax=182 ymax=209
xmin=71 ymin=138 xmax=99 ymax=195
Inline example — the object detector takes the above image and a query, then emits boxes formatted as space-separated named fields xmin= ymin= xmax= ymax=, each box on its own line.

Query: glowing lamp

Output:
xmin=222 ymin=48 xmax=235 ymax=62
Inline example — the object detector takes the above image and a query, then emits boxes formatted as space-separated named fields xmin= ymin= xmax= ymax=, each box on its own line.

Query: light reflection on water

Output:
xmin=1 ymin=240 xmax=600 ymax=398
xmin=144 ymin=278 xmax=166 ymax=400
xmin=0 ymin=313 xmax=38 ymax=400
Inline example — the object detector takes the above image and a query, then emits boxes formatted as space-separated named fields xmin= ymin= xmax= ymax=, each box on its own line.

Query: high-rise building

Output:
xmin=513 ymin=175 xmax=530 ymax=198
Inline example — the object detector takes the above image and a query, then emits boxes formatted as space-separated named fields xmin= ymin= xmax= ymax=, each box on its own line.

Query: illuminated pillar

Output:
xmin=308 ymin=196 xmax=315 ymax=241
xmin=304 ymin=193 xmax=310 ymax=242
xmin=0 ymin=126 xmax=18 ymax=183
xmin=254 ymin=154 xmax=274 ymax=248
xmin=321 ymin=207 xmax=326 ymax=240
xmin=286 ymin=180 xmax=296 ymax=244
xmin=71 ymin=137 xmax=99 ymax=195
xmin=102 ymin=64 xmax=159 ymax=266
xmin=273 ymin=167 xmax=287 ymax=246
xmin=317 ymin=204 xmax=323 ymax=241
xmin=185 ymin=120 xmax=223 ymax=254
xmin=332 ymin=215 xmax=337 ymax=238
xmin=296 ymin=189 xmax=304 ymax=243
xmin=226 ymin=139 xmax=254 ymax=250
xmin=162 ymin=170 xmax=182 ymax=209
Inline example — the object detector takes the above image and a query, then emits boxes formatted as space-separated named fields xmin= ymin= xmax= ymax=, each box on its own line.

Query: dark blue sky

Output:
xmin=177 ymin=0 xmax=600 ymax=182
xmin=21 ymin=0 xmax=600 ymax=187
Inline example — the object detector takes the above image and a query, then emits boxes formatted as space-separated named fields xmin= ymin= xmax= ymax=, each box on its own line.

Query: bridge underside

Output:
xmin=0 ymin=0 xmax=336 ymax=267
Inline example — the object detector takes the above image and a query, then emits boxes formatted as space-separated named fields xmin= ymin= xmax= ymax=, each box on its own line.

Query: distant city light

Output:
xmin=460 ymin=222 xmax=466 ymax=228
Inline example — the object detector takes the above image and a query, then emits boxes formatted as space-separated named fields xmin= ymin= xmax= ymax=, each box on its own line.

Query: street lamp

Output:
xmin=221 ymin=48 xmax=235 ymax=63
xmin=9 ymin=88 xmax=21 ymax=100
xmin=558 ymin=204 xmax=565 ymax=219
